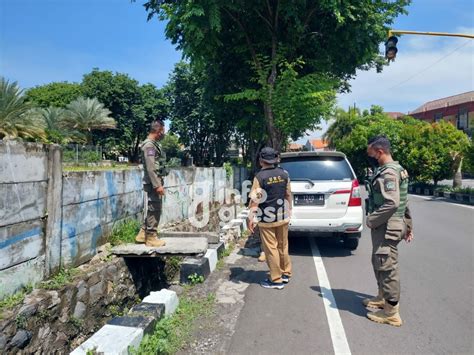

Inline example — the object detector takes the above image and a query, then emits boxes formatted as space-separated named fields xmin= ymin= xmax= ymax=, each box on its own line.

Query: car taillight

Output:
xmin=348 ymin=179 xmax=362 ymax=206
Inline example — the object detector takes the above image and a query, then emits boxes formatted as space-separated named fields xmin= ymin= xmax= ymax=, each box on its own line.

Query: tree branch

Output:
xmin=223 ymin=7 xmax=262 ymax=72
xmin=303 ymin=6 xmax=318 ymax=29
xmin=255 ymin=9 xmax=273 ymax=31
xmin=266 ymin=0 xmax=273 ymax=18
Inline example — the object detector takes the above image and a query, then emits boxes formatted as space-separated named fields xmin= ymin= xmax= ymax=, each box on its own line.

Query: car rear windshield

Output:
xmin=280 ymin=156 xmax=355 ymax=181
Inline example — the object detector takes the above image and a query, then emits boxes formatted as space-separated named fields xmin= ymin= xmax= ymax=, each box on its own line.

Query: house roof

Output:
xmin=385 ymin=112 xmax=405 ymax=119
xmin=288 ymin=143 xmax=303 ymax=150
xmin=410 ymin=91 xmax=474 ymax=115
xmin=307 ymin=138 xmax=328 ymax=149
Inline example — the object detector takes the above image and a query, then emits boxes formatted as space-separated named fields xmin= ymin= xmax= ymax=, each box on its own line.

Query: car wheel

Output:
xmin=343 ymin=234 xmax=360 ymax=250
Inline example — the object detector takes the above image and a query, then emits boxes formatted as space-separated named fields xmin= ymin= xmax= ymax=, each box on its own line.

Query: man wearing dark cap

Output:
xmin=135 ymin=120 xmax=168 ymax=247
xmin=247 ymin=147 xmax=292 ymax=289
xmin=364 ymin=135 xmax=413 ymax=326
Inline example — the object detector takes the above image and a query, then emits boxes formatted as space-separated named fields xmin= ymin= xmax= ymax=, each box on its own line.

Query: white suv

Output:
xmin=279 ymin=151 xmax=363 ymax=250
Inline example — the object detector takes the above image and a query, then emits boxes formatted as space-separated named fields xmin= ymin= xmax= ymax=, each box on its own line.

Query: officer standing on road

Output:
xmin=364 ymin=135 xmax=413 ymax=326
xmin=135 ymin=120 xmax=168 ymax=247
xmin=247 ymin=147 xmax=292 ymax=290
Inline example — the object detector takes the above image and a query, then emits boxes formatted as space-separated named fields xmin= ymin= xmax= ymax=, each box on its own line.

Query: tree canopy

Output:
xmin=142 ymin=0 xmax=410 ymax=149
xmin=324 ymin=107 xmax=470 ymax=185
xmin=25 ymin=82 xmax=84 ymax=108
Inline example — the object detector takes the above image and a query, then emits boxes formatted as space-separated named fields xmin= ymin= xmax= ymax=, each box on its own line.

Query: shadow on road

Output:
xmin=229 ymin=266 xmax=267 ymax=285
xmin=310 ymin=285 xmax=373 ymax=318
xmin=288 ymin=236 xmax=354 ymax=258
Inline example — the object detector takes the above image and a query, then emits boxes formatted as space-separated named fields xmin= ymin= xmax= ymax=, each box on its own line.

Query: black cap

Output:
xmin=259 ymin=147 xmax=279 ymax=164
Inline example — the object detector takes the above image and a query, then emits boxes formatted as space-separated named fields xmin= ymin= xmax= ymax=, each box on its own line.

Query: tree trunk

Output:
xmin=453 ymin=156 xmax=463 ymax=188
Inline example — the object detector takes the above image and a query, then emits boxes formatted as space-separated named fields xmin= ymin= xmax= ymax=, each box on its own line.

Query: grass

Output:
xmin=216 ymin=242 xmax=235 ymax=270
xmin=0 ymin=284 xmax=33 ymax=317
xmin=131 ymin=293 xmax=216 ymax=355
xmin=40 ymin=268 xmax=80 ymax=290
xmin=187 ymin=273 xmax=205 ymax=285
xmin=107 ymin=219 xmax=141 ymax=246
xmin=63 ymin=164 xmax=136 ymax=172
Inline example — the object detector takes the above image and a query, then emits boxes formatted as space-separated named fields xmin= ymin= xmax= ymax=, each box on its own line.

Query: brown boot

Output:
xmin=135 ymin=229 xmax=145 ymax=243
xmin=367 ymin=302 xmax=402 ymax=327
xmin=258 ymin=252 xmax=266 ymax=262
xmin=363 ymin=289 xmax=385 ymax=309
xmin=145 ymin=232 xmax=166 ymax=248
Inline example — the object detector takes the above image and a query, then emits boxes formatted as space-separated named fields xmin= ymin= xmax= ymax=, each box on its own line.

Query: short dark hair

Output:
xmin=150 ymin=120 xmax=165 ymax=133
xmin=368 ymin=135 xmax=391 ymax=153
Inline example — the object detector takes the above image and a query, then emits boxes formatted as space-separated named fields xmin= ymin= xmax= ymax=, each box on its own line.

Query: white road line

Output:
xmin=309 ymin=238 xmax=351 ymax=355
xmin=409 ymin=194 xmax=474 ymax=210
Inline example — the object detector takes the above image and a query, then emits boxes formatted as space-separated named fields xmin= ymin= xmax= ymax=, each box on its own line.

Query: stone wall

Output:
xmin=0 ymin=249 xmax=174 ymax=354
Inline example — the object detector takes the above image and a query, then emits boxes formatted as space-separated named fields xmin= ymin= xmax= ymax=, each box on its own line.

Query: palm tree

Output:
xmin=0 ymin=77 xmax=46 ymax=140
xmin=29 ymin=106 xmax=84 ymax=143
xmin=63 ymin=97 xmax=116 ymax=144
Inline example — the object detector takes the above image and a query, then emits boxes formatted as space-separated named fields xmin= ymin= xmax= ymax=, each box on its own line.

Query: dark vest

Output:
xmin=370 ymin=162 xmax=408 ymax=218
xmin=255 ymin=167 xmax=289 ymax=223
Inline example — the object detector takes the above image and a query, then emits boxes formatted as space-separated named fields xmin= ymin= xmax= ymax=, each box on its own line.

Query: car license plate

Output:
xmin=294 ymin=194 xmax=325 ymax=206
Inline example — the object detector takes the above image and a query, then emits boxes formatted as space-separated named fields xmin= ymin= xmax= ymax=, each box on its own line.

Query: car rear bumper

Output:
xmin=288 ymin=207 xmax=363 ymax=235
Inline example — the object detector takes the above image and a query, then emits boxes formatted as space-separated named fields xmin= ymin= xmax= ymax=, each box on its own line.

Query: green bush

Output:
xmin=107 ymin=219 xmax=141 ymax=246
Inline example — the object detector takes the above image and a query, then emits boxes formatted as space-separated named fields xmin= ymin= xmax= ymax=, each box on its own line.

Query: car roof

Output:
xmin=280 ymin=151 xmax=347 ymax=159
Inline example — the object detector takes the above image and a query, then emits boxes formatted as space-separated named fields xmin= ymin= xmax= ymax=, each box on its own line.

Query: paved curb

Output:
xmin=70 ymin=290 xmax=178 ymax=354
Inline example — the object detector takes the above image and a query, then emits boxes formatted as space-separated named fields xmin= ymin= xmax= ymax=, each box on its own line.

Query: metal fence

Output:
xmin=63 ymin=144 xmax=104 ymax=164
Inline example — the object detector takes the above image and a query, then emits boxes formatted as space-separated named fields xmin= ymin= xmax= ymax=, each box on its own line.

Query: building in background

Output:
xmin=304 ymin=138 xmax=329 ymax=152
xmin=409 ymin=91 xmax=474 ymax=136
xmin=385 ymin=111 xmax=405 ymax=119
xmin=286 ymin=143 xmax=303 ymax=152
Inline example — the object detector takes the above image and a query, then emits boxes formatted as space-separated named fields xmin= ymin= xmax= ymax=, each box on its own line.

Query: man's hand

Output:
xmin=155 ymin=186 xmax=165 ymax=196
xmin=404 ymin=230 xmax=414 ymax=243
xmin=247 ymin=217 xmax=256 ymax=234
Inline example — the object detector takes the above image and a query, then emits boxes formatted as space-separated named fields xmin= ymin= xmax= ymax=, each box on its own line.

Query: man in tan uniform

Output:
xmin=247 ymin=147 xmax=292 ymax=290
xmin=364 ymin=136 xmax=413 ymax=326
xmin=135 ymin=120 xmax=167 ymax=247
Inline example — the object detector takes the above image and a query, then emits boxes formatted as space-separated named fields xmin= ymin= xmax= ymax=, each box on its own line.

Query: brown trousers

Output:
xmin=259 ymin=222 xmax=292 ymax=283
xmin=143 ymin=184 xmax=162 ymax=233
xmin=371 ymin=217 xmax=407 ymax=303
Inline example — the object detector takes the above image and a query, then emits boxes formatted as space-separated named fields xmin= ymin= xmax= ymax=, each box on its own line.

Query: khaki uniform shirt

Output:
xmin=366 ymin=165 xmax=413 ymax=231
xmin=141 ymin=140 xmax=163 ymax=189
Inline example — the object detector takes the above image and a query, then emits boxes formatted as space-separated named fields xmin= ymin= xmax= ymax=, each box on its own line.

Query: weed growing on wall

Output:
xmin=40 ymin=268 xmax=80 ymax=290
xmin=108 ymin=219 xmax=141 ymax=246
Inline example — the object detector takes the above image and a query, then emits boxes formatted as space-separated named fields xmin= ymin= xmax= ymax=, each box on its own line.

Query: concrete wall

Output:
xmin=0 ymin=141 xmax=51 ymax=299
xmin=61 ymin=169 xmax=144 ymax=267
xmin=0 ymin=140 xmax=233 ymax=297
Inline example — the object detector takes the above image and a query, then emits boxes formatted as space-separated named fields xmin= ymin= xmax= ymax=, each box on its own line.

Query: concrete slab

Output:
xmin=208 ymin=242 xmax=225 ymax=258
xmin=130 ymin=302 xmax=165 ymax=321
xmin=70 ymin=324 xmax=143 ymax=355
xmin=142 ymin=289 xmax=179 ymax=316
xmin=180 ymin=257 xmax=210 ymax=284
xmin=158 ymin=231 xmax=220 ymax=244
xmin=205 ymin=249 xmax=218 ymax=272
xmin=108 ymin=315 xmax=156 ymax=334
xmin=111 ymin=237 xmax=208 ymax=256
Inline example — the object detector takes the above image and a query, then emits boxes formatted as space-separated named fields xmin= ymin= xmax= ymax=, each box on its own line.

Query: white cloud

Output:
xmin=338 ymin=26 xmax=474 ymax=113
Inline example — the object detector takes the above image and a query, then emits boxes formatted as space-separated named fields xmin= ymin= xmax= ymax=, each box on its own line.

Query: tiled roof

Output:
xmin=410 ymin=91 xmax=474 ymax=114
xmin=309 ymin=139 xmax=328 ymax=149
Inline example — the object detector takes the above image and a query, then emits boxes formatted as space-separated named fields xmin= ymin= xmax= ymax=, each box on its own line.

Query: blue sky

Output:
xmin=1 ymin=0 xmax=473 ymax=139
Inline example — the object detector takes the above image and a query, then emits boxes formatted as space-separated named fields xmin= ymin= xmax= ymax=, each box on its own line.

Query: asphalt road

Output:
xmin=227 ymin=196 xmax=474 ymax=355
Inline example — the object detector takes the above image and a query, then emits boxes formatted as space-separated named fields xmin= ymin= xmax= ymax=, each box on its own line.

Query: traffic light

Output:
xmin=385 ymin=36 xmax=398 ymax=61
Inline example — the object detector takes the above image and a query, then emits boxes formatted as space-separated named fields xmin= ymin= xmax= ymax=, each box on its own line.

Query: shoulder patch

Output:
xmin=384 ymin=178 xmax=397 ymax=192
xmin=146 ymin=147 xmax=156 ymax=156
